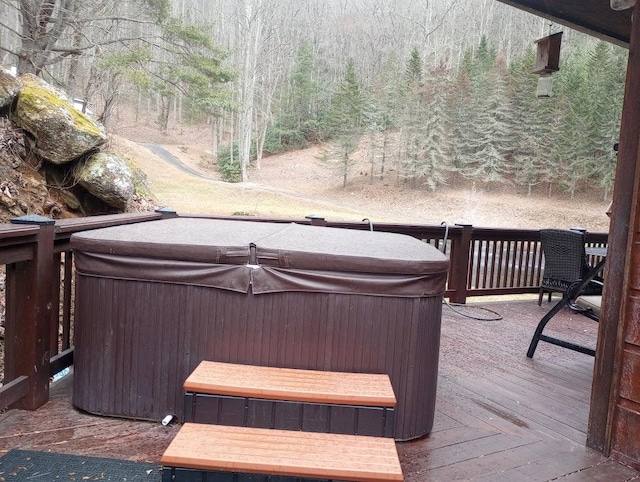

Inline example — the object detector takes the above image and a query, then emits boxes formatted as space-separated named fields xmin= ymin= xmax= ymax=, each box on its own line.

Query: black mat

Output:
xmin=0 ymin=449 xmax=162 ymax=481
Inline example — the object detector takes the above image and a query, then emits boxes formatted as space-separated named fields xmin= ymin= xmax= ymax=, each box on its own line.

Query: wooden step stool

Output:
xmin=161 ymin=423 xmax=403 ymax=482
xmin=183 ymin=361 xmax=397 ymax=438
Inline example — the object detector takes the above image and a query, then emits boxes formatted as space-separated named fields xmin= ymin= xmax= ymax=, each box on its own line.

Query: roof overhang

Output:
xmin=496 ymin=0 xmax=633 ymax=48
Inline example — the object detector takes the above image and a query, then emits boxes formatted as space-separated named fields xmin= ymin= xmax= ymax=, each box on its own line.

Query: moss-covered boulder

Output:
xmin=76 ymin=152 xmax=135 ymax=209
xmin=0 ymin=67 xmax=20 ymax=108
xmin=12 ymin=74 xmax=106 ymax=164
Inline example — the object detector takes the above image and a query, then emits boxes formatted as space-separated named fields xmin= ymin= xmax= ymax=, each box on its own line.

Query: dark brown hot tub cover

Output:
xmin=72 ymin=218 xmax=449 ymax=297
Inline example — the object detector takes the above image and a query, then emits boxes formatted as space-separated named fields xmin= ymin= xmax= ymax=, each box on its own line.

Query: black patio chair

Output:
xmin=527 ymin=268 xmax=604 ymax=357
xmin=537 ymin=229 xmax=601 ymax=305
xmin=528 ymin=229 xmax=605 ymax=358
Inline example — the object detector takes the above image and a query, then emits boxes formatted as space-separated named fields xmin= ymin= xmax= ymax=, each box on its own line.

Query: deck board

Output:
xmin=0 ymin=299 xmax=638 ymax=481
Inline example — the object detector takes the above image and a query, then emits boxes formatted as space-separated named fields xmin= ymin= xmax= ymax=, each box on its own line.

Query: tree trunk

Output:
xmin=237 ymin=0 xmax=264 ymax=182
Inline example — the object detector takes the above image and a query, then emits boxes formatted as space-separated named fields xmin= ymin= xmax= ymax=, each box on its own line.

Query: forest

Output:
xmin=0 ymin=0 xmax=627 ymax=198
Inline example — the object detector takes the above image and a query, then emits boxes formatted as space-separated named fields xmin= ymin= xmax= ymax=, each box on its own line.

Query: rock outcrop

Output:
xmin=12 ymin=74 xmax=107 ymax=164
xmin=0 ymin=68 xmax=20 ymax=109
xmin=0 ymin=66 xmax=152 ymax=221
xmin=76 ymin=152 xmax=135 ymax=209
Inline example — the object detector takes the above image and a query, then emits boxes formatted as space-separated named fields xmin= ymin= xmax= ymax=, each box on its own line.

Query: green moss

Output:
xmin=121 ymin=155 xmax=153 ymax=197
xmin=17 ymin=77 xmax=105 ymax=138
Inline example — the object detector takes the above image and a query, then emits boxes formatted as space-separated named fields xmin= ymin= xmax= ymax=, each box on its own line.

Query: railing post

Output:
xmin=449 ymin=223 xmax=473 ymax=304
xmin=305 ymin=214 xmax=327 ymax=227
xmin=5 ymin=215 xmax=55 ymax=410
xmin=156 ymin=207 xmax=178 ymax=219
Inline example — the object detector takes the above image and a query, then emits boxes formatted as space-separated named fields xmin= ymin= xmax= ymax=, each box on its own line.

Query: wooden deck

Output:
xmin=0 ymin=299 xmax=638 ymax=481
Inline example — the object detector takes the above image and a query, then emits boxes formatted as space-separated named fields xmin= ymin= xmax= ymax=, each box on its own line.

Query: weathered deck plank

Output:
xmin=0 ymin=299 xmax=638 ymax=481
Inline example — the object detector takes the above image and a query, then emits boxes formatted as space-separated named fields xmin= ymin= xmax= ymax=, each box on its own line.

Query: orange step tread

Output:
xmin=184 ymin=361 xmax=397 ymax=407
xmin=161 ymin=423 xmax=403 ymax=482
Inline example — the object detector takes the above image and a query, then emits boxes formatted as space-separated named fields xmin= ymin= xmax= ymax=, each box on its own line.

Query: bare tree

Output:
xmin=0 ymin=0 xmax=165 ymax=76
xmin=235 ymin=0 xmax=263 ymax=182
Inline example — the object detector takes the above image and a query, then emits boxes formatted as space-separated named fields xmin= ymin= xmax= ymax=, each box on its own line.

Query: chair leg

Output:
xmin=538 ymin=288 xmax=544 ymax=306
xmin=527 ymin=293 xmax=571 ymax=358
xmin=547 ymin=291 xmax=552 ymax=303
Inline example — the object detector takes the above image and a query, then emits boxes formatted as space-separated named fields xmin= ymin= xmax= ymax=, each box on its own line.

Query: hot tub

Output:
xmin=71 ymin=218 xmax=449 ymax=440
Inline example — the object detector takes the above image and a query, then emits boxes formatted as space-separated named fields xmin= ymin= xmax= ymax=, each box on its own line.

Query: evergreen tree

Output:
xmin=289 ymin=41 xmax=320 ymax=139
xmin=362 ymin=95 xmax=385 ymax=184
xmin=266 ymin=42 xmax=319 ymax=152
xmin=143 ymin=20 xmax=234 ymax=133
xmin=551 ymin=49 xmax=591 ymax=196
xmin=583 ymin=42 xmax=625 ymax=198
xmin=406 ymin=46 xmax=423 ymax=86
xmin=399 ymin=47 xmax=427 ymax=185
xmin=321 ymin=59 xmax=363 ymax=188
xmin=373 ymin=54 xmax=403 ymax=180
xmin=451 ymin=64 xmax=476 ymax=170
xmin=509 ymin=48 xmax=554 ymax=195
xmin=417 ymin=62 xmax=454 ymax=190
xmin=476 ymin=35 xmax=497 ymax=75
xmin=454 ymin=41 xmax=511 ymax=187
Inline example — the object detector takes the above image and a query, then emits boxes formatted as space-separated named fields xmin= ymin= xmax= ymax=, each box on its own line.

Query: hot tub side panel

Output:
xmin=73 ymin=276 xmax=442 ymax=440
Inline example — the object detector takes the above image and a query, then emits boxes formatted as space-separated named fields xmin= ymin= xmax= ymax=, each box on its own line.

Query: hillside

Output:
xmin=111 ymin=118 xmax=612 ymax=232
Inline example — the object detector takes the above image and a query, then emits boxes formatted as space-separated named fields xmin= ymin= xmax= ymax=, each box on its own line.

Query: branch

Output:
xmin=0 ymin=0 xmax=20 ymax=14
xmin=73 ymin=16 xmax=159 ymax=26
xmin=0 ymin=44 xmax=20 ymax=57
xmin=44 ymin=0 xmax=78 ymax=47
xmin=0 ymin=19 xmax=22 ymax=37
xmin=390 ymin=0 xmax=461 ymax=39
xmin=48 ymin=34 xmax=167 ymax=55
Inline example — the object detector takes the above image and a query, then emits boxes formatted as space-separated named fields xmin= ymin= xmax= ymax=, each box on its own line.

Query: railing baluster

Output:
xmin=62 ymin=251 xmax=73 ymax=351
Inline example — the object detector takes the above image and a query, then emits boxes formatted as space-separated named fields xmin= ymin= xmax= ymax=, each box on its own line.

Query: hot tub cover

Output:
xmin=71 ymin=218 xmax=449 ymax=297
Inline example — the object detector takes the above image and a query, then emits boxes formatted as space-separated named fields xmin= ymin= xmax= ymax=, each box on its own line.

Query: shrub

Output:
xmin=216 ymin=143 xmax=242 ymax=182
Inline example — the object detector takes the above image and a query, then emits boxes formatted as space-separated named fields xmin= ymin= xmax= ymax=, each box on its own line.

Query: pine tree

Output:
xmin=406 ymin=46 xmax=423 ymax=86
xmin=509 ymin=48 xmax=554 ymax=195
xmin=321 ymin=59 xmax=363 ymax=188
xmin=289 ymin=41 xmax=319 ymax=138
xmin=451 ymin=64 xmax=476 ymax=171
xmin=583 ymin=42 xmax=625 ymax=198
xmin=266 ymin=42 xmax=319 ymax=152
xmin=373 ymin=54 xmax=403 ymax=180
xmin=399 ymin=48 xmax=427 ymax=186
xmin=476 ymin=35 xmax=497 ymax=75
xmin=551 ymin=49 xmax=591 ymax=196
xmin=362 ymin=96 xmax=385 ymax=184
xmin=417 ymin=62 xmax=454 ymax=190
xmin=455 ymin=42 xmax=511 ymax=187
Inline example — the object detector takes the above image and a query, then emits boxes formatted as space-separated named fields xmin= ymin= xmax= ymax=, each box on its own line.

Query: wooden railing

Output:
xmin=0 ymin=211 xmax=608 ymax=413
xmin=0 ymin=212 xmax=164 ymax=413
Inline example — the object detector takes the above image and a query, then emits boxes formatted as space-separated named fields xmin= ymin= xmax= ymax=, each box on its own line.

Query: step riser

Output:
xmin=163 ymin=467 xmax=338 ymax=481
xmin=184 ymin=393 xmax=395 ymax=438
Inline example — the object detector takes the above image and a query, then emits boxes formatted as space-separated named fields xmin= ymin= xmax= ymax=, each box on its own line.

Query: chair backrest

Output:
xmin=540 ymin=229 xmax=588 ymax=282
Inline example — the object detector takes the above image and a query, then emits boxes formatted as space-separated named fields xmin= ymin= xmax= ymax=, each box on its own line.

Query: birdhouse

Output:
xmin=533 ymin=32 xmax=563 ymax=74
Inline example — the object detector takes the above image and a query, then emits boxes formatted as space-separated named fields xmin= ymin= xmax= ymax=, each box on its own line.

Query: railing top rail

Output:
xmin=55 ymin=212 xmax=163 ymax=237
xmin=0 ymin=223 xmax=40 ymax=240
xmin=469 ymin=227 xmax=608 ymax=240
xmin=180 ymin=214 xmax=464 ymax=235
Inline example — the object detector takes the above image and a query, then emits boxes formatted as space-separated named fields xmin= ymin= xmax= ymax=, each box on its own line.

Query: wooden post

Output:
xmin=449 ymin=223 xmax=472 ymax=304
xmin=155 ymin=207 xmax=178 ymax=219
xmin=587 ymin=2 xmax=640 ymax=456
xmin=5 ymin=215 xmax=55 ymax=410
xmin=305 ymin=214 xmax=327 ymax=227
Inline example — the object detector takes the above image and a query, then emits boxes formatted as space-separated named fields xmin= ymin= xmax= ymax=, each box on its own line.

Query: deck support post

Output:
xmin=450 ymin=223 xmax=472 ymax=304
xmin=5 ymin=215 xmax=55 ymax=410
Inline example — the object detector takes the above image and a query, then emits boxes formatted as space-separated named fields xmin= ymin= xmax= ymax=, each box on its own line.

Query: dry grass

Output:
xmin=112 ymin=132 xmax=612 ymax=231
xmin=112 ymin=136 xmax=388 ymax=222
